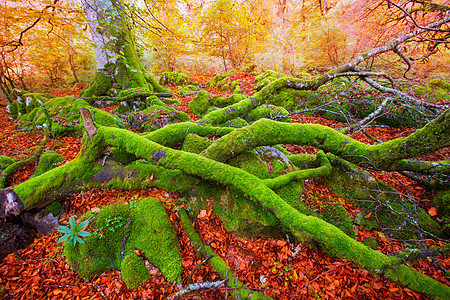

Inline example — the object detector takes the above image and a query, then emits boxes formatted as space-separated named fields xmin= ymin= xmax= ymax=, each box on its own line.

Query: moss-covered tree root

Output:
xmin=0 ymin=135 xmax=48 ymax=188
xmin=179 ymin=209 xmax=272 ymax=300
xmin=91 ymin=124 xmax=449 ymax=299
xmin=201 ymin=112 xmax=450 ymax=171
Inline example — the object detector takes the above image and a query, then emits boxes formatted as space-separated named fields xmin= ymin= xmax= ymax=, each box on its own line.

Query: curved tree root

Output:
xmin=10 ymin=111 xmax=450 ymax=298
xmin=179 ymin=209 xmax=272 ymax=300
xmin=201 ymin=112 xmax=450 ymax=170
xmin=0 ymin=134 xmax=48 ymax=188
xmin=94 ymin=124 xmax=449 ymax=299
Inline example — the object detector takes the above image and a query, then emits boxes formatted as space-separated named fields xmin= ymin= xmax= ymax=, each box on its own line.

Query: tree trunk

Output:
xmin=80 ymin=0 xmax=168 ymax=97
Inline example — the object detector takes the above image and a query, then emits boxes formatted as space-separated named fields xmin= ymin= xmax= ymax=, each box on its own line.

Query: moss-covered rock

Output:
xmin=206 ymin=70 xmax=236 ymax=91
xmin=64 ymin=198 xmax=183 ymax=289
xmin=159 ymin=72 xmax=189 ymax=86
xmin=189 ymin=90 xmax=210 ymax=116
xmin=177 ymin=85 xmax=199 ymax=95
xmin=255 ymin=70 xmax=286 ymax=91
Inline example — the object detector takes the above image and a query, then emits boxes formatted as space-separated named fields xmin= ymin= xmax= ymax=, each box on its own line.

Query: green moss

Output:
xmin=177 ymin=85 xmax=199 ymax=95
xmin=121 ymin=251 xmax=149 ymax=290
xmin=413 ymin=84 xmax=449 ymax=102
xmin=433 ymin=191 xmax=449 ymax=236
xmin=110 ymin=147 xmax=137 ymax=165
xmin=161 ymin=98 xmax=180 ymax=106
xmin=318 ymin=204 xmax=355 ymax=238
xmin=80 ymin=72 xmax=113 ymax=97
xmin=246 ymin=104 xmax=290 ymax=122
xmin=210 ymin=93 xmax=246 ymax=108
xmin=222 ymin=117 xmax=248 ymax=128
xmin=7 ymin=102 xmax=18 ymax=119
xmin=64 ymin=198 xmax=182 ymax=289
xmin=255 ymin=70 xmax=285 ymax=90
xmin=182 ymin=134 xmax=213 ymax=154
xmin=159 ymin=72 xmax=189 ymax=86
xmin=362 ymin=237 xmax=378 ymax=249
xmin=32 ymin=150 xmax=65 ymax=178
xmin=44 ymin=201 xmax=62 ymax=217
xmin=206 ymin=70 xmax=236 ymax=89
xmin=0 ymin=155 xmax=14 ymax=171
xmin=428 ymin=78 xmax=450 ymax=91
xmin=189 ymin=90 xmax=210 ymax=116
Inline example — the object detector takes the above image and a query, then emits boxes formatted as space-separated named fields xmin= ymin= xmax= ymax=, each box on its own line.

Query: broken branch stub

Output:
xmin=80 ymin=108 xmax=97 ymax=138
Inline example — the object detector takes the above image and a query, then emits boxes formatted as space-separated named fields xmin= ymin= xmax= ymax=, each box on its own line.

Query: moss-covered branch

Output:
xmin=141 ymin=122 xmax=234 ymax=147
xmin=179 ymin=209 xmax=272 ymax=300
xmin=201 ymin=111 xmax=450 ymax=170
xmin=397 ymin=159 xmax=450 ymax=174
xmin=263 ymin=151 xmax=331 ymax=189
xmin=0 ymin=134 xmax=48 ymax=188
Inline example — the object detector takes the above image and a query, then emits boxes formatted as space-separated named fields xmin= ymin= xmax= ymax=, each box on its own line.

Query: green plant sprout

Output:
xmin=57 ymin=216 xmax=92 ymax=247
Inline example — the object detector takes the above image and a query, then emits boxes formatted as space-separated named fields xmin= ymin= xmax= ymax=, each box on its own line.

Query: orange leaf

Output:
xmin=428 ymin=207 xmax=437 ymax=216
xmin=53 ymin=289 xmax=63 ymax=295
xmin=198 ymin=210 xmax=207 ymax=218
xmin=276 ymin=240 xmax=287 ymax=247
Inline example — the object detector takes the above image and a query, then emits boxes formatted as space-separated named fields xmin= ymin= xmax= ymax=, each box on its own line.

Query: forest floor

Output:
xmin=0 ymin=73 xmax=448 ymax=299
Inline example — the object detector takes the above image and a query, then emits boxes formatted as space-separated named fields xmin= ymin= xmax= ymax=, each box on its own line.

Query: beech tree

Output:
xmin=1 ymin=0 xmax=449 ymax=299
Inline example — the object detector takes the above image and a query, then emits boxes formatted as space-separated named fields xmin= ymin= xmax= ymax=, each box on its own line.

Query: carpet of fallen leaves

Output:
xmin=0 ymin=77 xmax=449 ymax=299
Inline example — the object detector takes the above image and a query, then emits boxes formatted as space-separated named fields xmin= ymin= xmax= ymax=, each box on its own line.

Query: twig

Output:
xmin=168 ymin=279 xmax=228 ymax=300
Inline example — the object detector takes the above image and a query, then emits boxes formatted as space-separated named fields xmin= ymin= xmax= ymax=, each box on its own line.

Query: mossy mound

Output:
xmin=32 ymin=150 xmax=65 ymax=178
xmin=255 ymin=70 xmax=286 ymax=91
xmin=9 ymin=94 xmax=124 ymax=137
xmin=182 ymin=134 xmax=213 ymax=154
xmin=412 ymin=79 xmax=450 ymax=102
xmin=64 ymin=198 xmax=183 ymax=290
xmin=271 ymin=89 xmax=320 ymax=111
xmin=189 ymin=90 xmax=210 ymax=116
xmin=221 ymin=117 xmax=249 ymax=128
xmin=189 ymin=91 xmax=248 ymax=117
xmin=159 ymin=72 xmax=189 ymax=86
xmin=246 ymin=104 xmax=290 ymax=122
xmin=428 ymin=78 xmax=450 ymax=91
xmin=125 ymin=105 xmax=189 ymax=132
xmin=206 ymin=70 xmax=239 ymax=92
xmin=177 ymin=85 xmax=199 ymax=95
